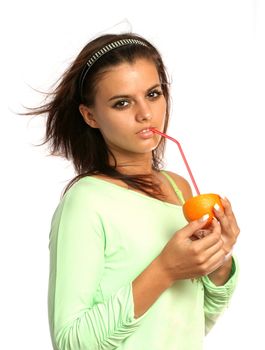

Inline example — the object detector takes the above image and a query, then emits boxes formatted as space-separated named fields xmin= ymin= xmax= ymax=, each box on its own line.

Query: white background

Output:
xmin=1 ymin=0 xmax=265 ymax=349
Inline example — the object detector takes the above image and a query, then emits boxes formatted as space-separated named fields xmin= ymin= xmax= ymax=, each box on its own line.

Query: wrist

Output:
xmin=154 ymin=256 xmax=174 ymax=288
xmin=223 ymin=237 xmax=236 ymax=254
xmin=208 ymin=256 xmax=233 ymax=286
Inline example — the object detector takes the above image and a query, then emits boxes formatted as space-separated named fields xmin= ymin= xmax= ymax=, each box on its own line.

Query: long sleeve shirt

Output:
xmin=48 ymin=174 xmax=238 ymax=350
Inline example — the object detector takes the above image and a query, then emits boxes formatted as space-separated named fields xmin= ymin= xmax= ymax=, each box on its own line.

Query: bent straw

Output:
xmin=150 ymin=128 xmax=200 ymax=196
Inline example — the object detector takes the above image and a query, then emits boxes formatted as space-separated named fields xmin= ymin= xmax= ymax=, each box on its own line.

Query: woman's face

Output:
xmin=80 ymin=58 xmax=167 ymax=163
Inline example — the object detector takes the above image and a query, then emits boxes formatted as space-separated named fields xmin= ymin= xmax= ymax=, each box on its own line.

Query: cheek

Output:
xmin=157 ymin=99 xmax=167 ymax=120
xmin=96 ymin=111 xmax=130 ymax=134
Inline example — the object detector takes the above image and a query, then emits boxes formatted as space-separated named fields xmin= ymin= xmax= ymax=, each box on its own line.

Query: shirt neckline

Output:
xmin=81 ymin=175 xmax=183 ymax=209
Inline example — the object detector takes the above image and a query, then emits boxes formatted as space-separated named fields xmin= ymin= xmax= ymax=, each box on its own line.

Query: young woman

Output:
xmin=30 ymin=33 xmax=239 ymax=349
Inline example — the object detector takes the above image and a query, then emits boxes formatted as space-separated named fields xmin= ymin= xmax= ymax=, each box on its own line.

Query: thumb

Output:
xmin=180 ymin=214 xmax=210 ymax=238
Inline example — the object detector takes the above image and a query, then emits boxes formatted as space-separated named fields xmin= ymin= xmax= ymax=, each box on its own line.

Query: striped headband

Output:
xmin=79 ymin=38 xmax=148 ymax=98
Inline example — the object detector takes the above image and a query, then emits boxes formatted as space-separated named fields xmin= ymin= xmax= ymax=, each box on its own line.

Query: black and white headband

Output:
xmin=79 ymin=38 xmax=148 ymax=98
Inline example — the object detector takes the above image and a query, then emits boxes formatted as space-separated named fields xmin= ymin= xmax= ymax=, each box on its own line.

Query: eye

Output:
xmin=112 ymin=100 xmax=130 ymax=109
xmin=147 ymin=89 xmax=163 ymax=99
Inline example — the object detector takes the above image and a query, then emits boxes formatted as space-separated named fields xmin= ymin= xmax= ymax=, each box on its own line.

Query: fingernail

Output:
xmin=199 ymin=214 xmax=209 ymax=222
xmin=214 ymin=203 xmax=220 ymax=211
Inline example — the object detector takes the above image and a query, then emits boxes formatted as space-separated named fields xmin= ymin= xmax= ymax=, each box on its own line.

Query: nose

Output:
xmin=135 ymin=101 xmax=152 ymax=122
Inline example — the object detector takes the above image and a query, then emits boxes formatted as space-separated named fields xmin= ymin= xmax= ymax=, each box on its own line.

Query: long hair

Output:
xmin=24 ymin=33 xmax=171 ymax=199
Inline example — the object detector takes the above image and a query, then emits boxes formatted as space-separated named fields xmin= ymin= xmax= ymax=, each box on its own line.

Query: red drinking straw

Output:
xmin=150 ymin=128 xmax=200 ymax=196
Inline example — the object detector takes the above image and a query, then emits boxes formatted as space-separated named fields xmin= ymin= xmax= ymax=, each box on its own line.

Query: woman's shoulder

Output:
xmin=60 ymin=175 xmax=105 ymax=203
xmin=162 ymin=170 xmax=193 ymax=201
xmin=61 ymin=174 xmax=128 ymax=205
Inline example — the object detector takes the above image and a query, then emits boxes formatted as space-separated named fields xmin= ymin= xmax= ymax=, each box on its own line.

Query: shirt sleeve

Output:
xmin=48 ymin=184 xmax=148 ymax=350
xmin=201 ymin=255 xmax=239 ymax=335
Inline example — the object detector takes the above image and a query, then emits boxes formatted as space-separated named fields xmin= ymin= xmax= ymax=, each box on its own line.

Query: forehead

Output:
xmin=95 ymin=58 xmax=160 ymax=96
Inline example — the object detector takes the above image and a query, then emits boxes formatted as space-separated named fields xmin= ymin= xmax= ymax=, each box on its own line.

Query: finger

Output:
xmin=202 ymin=234 xmax=224 ymax=261
xmin=213 ymin=202 xmax=231 ymax=232
xmin=206 ymin=249 xmax=226 ymax=274
xmin=192 ymin=236 xmax=224 ymax=270
xmin=221 ymin=197 xmax=240 ymax=235
xmin=195 ymin=244 xmax=226 ymax=276
xmin=193 ymin=220 xmax=222 ymax=250
xmin=220 ymin=197 xmax=236 ymax=222
xmin=179 ymin=214 xmax=210 ymax=238
xmin=202 ymin=227 xmax=226 ymax=263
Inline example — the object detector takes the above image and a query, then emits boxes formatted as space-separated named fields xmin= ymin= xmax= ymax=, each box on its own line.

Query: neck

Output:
xmin=109 ymin=153 xmax=155 ymax=175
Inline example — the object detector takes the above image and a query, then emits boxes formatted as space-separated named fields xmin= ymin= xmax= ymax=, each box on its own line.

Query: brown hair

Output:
xmin=24 ymin=33 xmax=171 ymax=199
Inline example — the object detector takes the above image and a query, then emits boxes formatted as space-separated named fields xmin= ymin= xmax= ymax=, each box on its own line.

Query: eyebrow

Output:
xmin=108 ymin=84 xmax=162 ymax=102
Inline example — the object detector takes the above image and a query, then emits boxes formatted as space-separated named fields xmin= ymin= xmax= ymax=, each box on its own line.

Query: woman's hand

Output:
xmin=157 ymin=215 xmax=226 ymax=283
xmin=212 ymin=196 xmax=240 ymax=256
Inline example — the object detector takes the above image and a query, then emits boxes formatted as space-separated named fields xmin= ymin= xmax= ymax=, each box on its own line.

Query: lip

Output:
xmin=136 ymin=127 xmax=153 ymax=134
xmin=136 ymin=127 xmax=155 ymax=140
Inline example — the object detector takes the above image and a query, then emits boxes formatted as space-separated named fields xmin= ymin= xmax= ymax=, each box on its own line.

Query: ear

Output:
xmin=79 ymin=104 xmax=99 ymax=128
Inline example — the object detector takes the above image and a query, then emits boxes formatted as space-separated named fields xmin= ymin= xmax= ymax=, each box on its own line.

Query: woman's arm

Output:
xmin=48 ymin=185 xmax=150 ymax=350
xmin=207 ymin=255 xmax=233 ymax=285
xmin=208 ymin=196 xmax=240 ymax=285
xmin=202 ymin=256 xmax=239 ymax=334
xmin=166 ymin=171 xmax=236 ymax=284
xmin=133 ymin=217 xmax=227 ymax=318
xmin=166 ymin=171 xmax=239 ymax=333
xmin=132 ymin=256 xmax=173 ymax=319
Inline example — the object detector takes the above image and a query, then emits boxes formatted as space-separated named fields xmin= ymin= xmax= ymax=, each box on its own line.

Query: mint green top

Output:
xmin=48 ymin=172 xmax=238 ymax=350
